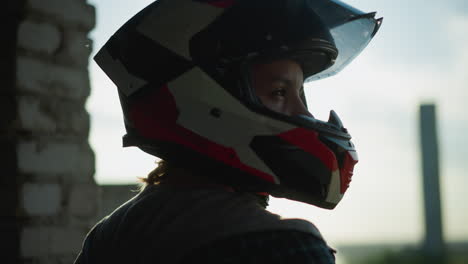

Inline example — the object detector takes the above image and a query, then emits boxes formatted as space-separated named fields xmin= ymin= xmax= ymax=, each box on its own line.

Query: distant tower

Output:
xmin=419 ymin=104 xmax=445 ymax=257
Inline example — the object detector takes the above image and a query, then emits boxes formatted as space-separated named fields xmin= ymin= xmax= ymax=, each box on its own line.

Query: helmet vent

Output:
xmin=210 ymin=108 xmax=222 ymax=118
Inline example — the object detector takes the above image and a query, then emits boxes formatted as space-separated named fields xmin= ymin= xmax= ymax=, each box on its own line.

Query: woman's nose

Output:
xmin=289 ymin=95 xmax=313 ymax=117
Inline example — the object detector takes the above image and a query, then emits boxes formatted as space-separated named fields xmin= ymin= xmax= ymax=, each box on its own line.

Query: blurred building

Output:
xmin=2 ymin=0 xmax=98 ymax=263
xmin=419 ymin=104 xmax=444 ymax=257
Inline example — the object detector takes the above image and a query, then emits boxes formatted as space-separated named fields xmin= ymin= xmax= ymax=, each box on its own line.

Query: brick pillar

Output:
xmin=4 ymin=0 xmax=98 ymax=263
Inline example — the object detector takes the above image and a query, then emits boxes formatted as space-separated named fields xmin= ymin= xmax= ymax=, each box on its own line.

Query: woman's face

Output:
xmin=251 ymin=59 xmax=311 ymax=117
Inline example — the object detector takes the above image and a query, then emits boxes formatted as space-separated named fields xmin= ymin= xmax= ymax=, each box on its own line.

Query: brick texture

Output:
xmin=17 ymin=141 xmax=94 ymax=175
xmin=18 ymin=95 xmax=90 ymax=135
xmin=17 ymin=20 xmax=61 ymax=55
xmin=61 ymin=30 xmax=93 ymax=67
xmin=20 ymin=227 xmax=50 ymax=258
xmin=16 ymin=56 xmax=90 ymax=100
xmin=20 ymin=226 xmax=88 ymax=257
xmin=27 ymin=0 xmax=96 ymax=30
xmin=21 ymin=183 xmax=62 ymax=216
xmin=18 ymin=96 xmax=57 ymax=132
xmin=13 ymin=0 xmax=98 ymax=262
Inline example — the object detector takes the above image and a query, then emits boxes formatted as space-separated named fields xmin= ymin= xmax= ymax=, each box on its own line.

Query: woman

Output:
xmin=75 ymin=0 xmax=382 ymax=263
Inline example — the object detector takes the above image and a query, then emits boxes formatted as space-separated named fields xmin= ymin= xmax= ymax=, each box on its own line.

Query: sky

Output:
xmin=86 ymin=0 xmax=467 ymax=246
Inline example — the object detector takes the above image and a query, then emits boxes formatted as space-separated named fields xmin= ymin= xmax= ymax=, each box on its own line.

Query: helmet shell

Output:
xmin=94 ymin=0 xmax=381 ymax=209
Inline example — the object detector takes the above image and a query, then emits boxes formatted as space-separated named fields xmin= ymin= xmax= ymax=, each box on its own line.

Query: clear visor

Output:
xmin=304 ymin=0 xmax=382 ymax=82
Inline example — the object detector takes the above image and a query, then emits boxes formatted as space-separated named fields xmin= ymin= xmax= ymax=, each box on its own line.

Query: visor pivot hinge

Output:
xmin=210 ymin=108 xmax=222 ymax=118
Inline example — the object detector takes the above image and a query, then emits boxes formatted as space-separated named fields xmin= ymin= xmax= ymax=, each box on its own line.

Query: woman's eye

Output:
xmin=272 ymin=88 xmax=286 ymax=97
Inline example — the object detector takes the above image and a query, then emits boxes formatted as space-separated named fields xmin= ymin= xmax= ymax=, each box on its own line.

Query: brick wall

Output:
xmin=2 ymin=0 xmax=98 ymax=263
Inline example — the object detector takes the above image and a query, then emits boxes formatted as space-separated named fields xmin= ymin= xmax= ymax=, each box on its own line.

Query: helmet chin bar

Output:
xmin=297 ymin=111 xmax=352 ymax=141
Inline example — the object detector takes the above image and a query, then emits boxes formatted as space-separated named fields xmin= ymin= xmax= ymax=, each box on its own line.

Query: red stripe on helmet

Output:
xmin=278 ymin=128 xmax=338 ymax=171
xmin=340 ymin=151 xmax=358 ymax=194
xmin=128 ymin=85 xmax=275 ymax=183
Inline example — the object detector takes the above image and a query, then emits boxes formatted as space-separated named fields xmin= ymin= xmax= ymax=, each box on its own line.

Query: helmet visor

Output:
xmin=304 ymin=0 xmax=382 ymax=82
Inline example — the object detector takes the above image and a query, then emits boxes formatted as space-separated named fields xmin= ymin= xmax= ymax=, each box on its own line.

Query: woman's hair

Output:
xmin=139 ymin=159 xmax=169 ymax=185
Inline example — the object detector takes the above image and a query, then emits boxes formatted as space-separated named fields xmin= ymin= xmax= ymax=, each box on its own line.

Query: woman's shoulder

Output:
xmin=180 ymin=230 xmax=336 ymax=264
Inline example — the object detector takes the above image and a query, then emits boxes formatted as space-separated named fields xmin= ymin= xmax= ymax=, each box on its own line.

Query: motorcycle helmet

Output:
xmin=95 ymin=0 xmax=382 ymax=209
